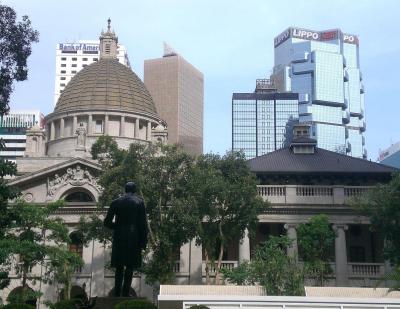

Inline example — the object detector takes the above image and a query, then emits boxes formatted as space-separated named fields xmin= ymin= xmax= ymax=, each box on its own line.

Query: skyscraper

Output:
xmin=232 ymin=79 xmax=298 ymax=159
xmin=0 ymin=110 xmax=44 ymax=162
xmin=54 ymin=40 xmax=130 ymax=105
xmin=272 ymin=27 xmax=366 ymax=158
xmin=144 ymin=43 xmax=204 ymax=155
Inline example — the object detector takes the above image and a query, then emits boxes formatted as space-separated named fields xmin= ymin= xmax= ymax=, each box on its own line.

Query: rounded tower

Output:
xmin=45 ymin=20 xmax=167 ymax=157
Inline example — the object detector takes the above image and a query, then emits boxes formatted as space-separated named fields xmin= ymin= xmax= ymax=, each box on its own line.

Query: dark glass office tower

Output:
xmin=232 ymin=80 xmax=298 ymax=159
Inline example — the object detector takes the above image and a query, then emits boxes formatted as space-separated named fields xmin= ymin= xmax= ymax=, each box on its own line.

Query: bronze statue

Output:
xmin=104 ymin=182 xmax=148 ymax=297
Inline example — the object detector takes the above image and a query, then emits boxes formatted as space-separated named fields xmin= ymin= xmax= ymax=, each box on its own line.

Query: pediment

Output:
xmin=8 ymin=157 xmax=103 ymax=203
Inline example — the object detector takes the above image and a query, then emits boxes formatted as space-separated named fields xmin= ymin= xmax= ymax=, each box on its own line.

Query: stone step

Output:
xmin=91 ymin=297 xmax=136 ymax=309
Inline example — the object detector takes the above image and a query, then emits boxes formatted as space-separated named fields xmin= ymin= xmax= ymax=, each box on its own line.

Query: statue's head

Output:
xmin=125 ymin=181 xmax=137 ymax=193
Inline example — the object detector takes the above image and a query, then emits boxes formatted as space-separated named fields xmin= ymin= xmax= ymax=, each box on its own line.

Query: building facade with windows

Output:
xmin=272 ymin=27 xmax=366 ymax=158
xmin=378 ymin=142 xmax=400 ymax=168
xmin=54 ymin=39 xmax=130 ymax=105
xmin=0 ymin=110 xmax=44 ymax=162
xmin=2 ymin=22 xmax=168 ymax=307
xmin=144 ymin=43 xmax=204 ymax=155
xmin=232 ymin=80 xmax=298 ymax=159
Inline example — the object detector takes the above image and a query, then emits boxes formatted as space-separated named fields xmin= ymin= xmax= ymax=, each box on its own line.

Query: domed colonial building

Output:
xmin=3 ymin=21 xmax=167 ymax=306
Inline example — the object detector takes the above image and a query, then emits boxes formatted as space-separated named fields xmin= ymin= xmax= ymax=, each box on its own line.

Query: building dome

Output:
xmin=54 ymin=58 xmax=158 ymax=117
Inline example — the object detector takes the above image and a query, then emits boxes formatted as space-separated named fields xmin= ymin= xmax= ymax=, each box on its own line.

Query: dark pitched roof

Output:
xmin=248 ymin=147 xmax=397 ymax=174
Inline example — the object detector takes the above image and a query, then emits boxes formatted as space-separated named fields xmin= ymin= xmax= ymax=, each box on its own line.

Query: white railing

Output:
xmin=257 ymin=185 xmax=371 ymax=205
xmin=344 ymin=186 xmax=370 ymax=197
xmin=348 ymin=263 xmax=385 ymax=277
xmin=172 ymin=261 xmax=180 ymax=273
xmin=258 ymin=186 xmax=286 ymax=196
xmin=296 ymin=186 xmax=333 ymax=196
xmin=202 ymin=261 xmax=238 ymax=274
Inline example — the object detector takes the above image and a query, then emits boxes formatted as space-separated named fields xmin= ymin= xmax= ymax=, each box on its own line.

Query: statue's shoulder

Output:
xmin=132 ymin=194 xmax=144 ymax=204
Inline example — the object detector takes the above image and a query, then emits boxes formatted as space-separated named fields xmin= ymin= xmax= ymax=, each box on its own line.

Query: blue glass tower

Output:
xmin=272 ymin=28 xmax=366 ymax=158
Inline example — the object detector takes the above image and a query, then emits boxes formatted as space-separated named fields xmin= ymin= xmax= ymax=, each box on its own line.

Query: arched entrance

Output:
xmin=7 ymin=286 xmax=37 ymax=306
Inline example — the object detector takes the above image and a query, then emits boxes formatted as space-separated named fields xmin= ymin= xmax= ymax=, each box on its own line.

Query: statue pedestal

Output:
xmin=92 ymin=297 xmax=136 ymax=309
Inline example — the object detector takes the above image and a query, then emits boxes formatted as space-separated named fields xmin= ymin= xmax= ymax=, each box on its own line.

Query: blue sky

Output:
xmin=4 ymin=0 xmax=400 ymax=160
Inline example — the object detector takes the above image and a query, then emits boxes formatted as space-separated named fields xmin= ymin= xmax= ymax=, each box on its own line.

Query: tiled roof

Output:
xmin=248 ymin=147 xmax=397 ymax=174
xmin=55 ymin=58 xmax=158 ymax=117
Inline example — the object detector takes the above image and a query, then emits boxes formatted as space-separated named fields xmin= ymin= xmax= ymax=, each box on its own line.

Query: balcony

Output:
xmin=360 ymin=83 xmax=365 ymax=94
xmin=202 ymin=261 xmax=238 ymax=275
xmin=258 ymin=185 xmax=370 ymax=205
xmin=348 ymin=263 xmax=385 ymax=278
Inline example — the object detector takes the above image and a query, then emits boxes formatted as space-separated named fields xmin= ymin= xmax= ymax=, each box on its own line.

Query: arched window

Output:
xmin=7 ymin=286 xmax=37 ymax=306
xmin=64 ymin=191 xmax=94 ymax=202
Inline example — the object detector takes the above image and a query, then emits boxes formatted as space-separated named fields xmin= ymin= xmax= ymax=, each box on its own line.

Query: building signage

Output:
xmin=58 ymin=43 xmax=99 ymax=51
xmin=291 ymin=28 xmax=320 ymax=41
xmin=343 ymin=33 xmax=359 ymax=45
xmin=274 ymin=28 xmax=359 ymax=47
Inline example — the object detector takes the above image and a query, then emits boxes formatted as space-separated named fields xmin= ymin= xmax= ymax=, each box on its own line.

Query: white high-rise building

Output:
xmin=54 ymin=40 xmax=130 ymax=105
xmin=0 ymin=110 xmax=44 ymax=162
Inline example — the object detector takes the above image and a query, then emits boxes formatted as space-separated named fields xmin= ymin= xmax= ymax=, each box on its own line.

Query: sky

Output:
xmin=3 ymin=0 xmax=400 ymax=161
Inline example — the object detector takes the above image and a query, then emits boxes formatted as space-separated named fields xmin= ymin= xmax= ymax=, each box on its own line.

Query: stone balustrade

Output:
xmin=348 ymin=263 xmax=385 ymax=277
xmin=258 ymin=185 xmax=370 ymax=205
xmin=202 ymin=261 xmax=238 ymax=275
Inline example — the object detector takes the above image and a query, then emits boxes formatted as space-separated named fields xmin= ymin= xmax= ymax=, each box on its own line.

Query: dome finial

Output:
xmin=107 ymin=18 xmax=111 ymax=32
xmin=99 ymin=19 xmax=118 ymax=59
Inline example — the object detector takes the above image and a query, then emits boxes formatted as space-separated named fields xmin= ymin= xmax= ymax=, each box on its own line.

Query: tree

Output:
xmin=0 ymin=4 xmax=39 ymax=291
xmin=222 ymin=236 xmax=304 ymax=296
xmin=188 ymin=152 xmax=267 ymax=284
xmin=3 ymin=199 xmax=83 ymax=303
xmin=0 ymin=4 xmax=39 ymax=114
xmin=296 ymin=214 xmax=336 ymax=286
xmin=83 ymin=137 xmax=200 ymax=285
xmin=353 ymin=172 xmax=400 ymax=268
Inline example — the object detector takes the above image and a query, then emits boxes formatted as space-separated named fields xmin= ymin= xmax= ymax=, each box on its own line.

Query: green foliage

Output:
xmin=47 ymin=298 xmax=83 ymax=309
xmin=1 ymin=199 xmax=83 ymax=300
xmin=1 ymin=304 xmax=35 ymax=309
xmin=6 ymin=286 xmax=39 ymax=305
xmin=189 ymin=306 xmax=210 ymax=309
xmin=189 ymin=152 xmax=267 ymax=284
xmin=222 ymin=236 xmax=304 ymax=296
xmin=82 ymin=139 xmax=200 ymax=285
xmin=0 ymin=4 xmax=39 ymax=114
xmin=297 ymin=215 xmax=335 ymax=286
xmin=114 ymin=299 xmax=157 ymax=309
xmin=353 ymin=172 xmax=400 ymax=266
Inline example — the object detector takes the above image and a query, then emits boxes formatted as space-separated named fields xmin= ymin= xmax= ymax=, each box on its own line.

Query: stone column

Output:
xmin=60 ymin=118 xmax=64 ymax=138
xmin=89 ymin=240 xmax=105 ymax=297
xmin=284 ymin=223 xmax=298 ymax=260
xmin=50 ymin=121 xmax=55 ymax=141
xmin=134 ymin=118 xmax=140 ymax=139
xmin=120 ymin=116 xmax=125 ymax=137
xmin=104 ymin=114 xmax=109 ymax=135
xmin=146 ymin=121 xmax=152 ymax=141
xmin=88 ymin=114 xmax=93 ymax=135
xmin=72 ymin=116 xmax=77 ymax=134
xmin=238 ymin=228 xmax=251 ymax=263
xmin=189 ymin=240 xmax=202 ymax=284
xmin=333 ymin=224 xmax=349 ymax=286
xmin=180 ymin=242 xmax=190 ymax=283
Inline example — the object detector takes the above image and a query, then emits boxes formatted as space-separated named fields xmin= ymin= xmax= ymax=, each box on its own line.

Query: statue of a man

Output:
xmin=104 ymin=182 xmax=148 ymax=297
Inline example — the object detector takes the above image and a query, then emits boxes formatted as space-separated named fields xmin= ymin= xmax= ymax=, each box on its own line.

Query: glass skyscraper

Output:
xmin=232 ymin=82 xmax=298 ymax=159
xmin=272 ymin=27 xmax=366 ymax=158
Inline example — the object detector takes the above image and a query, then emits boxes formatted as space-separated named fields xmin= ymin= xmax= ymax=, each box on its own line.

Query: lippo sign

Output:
xmin=58 ymin=43 xmax=99 ymax=51
xmin=274 ymin=28 xmax=358 ymax=47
